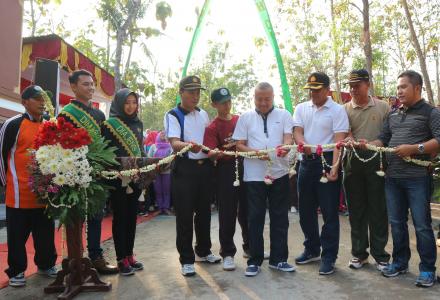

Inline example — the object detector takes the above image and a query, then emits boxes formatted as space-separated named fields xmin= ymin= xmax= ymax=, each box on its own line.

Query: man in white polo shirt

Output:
xmin=233 ymin=82 xmax=295 ymax=277
xmin=164 ymin=75 xmax=221 ymax=277
xmin=293 ymin=72 xmax=349 ymax=275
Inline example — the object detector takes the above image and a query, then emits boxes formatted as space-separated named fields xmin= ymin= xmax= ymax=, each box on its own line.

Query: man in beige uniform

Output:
xmin=343 ymin=69 xmax=391 ymax=271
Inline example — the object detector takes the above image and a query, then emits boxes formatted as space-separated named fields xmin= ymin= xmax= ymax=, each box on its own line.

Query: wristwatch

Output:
xmin=417 ymin=143 xmax=425 ymax=154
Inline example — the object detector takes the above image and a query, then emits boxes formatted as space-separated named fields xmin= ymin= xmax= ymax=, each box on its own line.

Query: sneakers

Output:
xmin=223 ymin=256 xmax=236 ymax=271
xmin=37 ymin=266 xmax=58 ymax=278
xmin=243 ymin=250 xmax=270 ymax=260
xmin=415 ymin=271 xmax=436 ymax=287
xmin=9 ymin=272 xmax=26 ymax=287
xmin=381 ymin=263 xmax=408 ymax=278
xmin=244 ymin=265 xmax=261 ymax=277
xmin=319 ymin=261 xmax=335 ymax=275
xmin=295 ymin=252 xmax=321 ymax=264
xmin=127 ymin=255 xmax=144 ymax=271
xmin=269 ymin=262 xmax=296 ymax=272
xmin=375 ymin=261 xmax=389 ymax=272
xmin=181 ymin=264 xmax=196 ymax=276
xmin=118 ymin=258 xmax=135 ymax=276
xmin=195 ymin=253 xmax=221 ymax=264
xmin=348 ymin=257 xmax=368 ymax=269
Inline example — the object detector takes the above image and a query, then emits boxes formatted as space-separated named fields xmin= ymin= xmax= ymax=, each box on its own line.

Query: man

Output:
xmin=0 ymin=85 xmax=57 ymax=287
xmin=343 ymin=69 xmax=391 ymax=271
xmin=363 ymin=70 xmax=439 ymax=287
xmin=293 ymin=72 xmax=349 ymax=275
xmin=58 ymin=69 xmax=118 ymax=275
xmin=164 ymin=75 xmax=221 ymax=277
xmin=203 ymin=87 xmax=249 ymax=271
xmin=233 ymin=82 xmax=295 ymax=277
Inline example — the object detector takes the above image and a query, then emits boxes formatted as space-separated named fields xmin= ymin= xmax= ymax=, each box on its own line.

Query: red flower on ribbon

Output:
xmin=297 ymin=143 xmax=304 ymax=153
xmin=316 ymin=145 xmax=323 ymax=156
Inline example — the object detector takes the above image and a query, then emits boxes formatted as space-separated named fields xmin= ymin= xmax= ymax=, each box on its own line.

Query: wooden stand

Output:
xmin=44 ymin=220 xmax=111 ymax=299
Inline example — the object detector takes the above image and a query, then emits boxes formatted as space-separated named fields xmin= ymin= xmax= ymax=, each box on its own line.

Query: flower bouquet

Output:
xmin=29 ymin=117 xmax=117 ymax=224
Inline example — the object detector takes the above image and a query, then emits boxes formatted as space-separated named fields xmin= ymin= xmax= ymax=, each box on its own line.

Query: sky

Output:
xmin=23 ymin=0 xmax=292 ymax=106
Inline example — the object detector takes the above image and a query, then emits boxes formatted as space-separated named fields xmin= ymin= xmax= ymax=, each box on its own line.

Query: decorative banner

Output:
xmin=177 ymin=0 xmax=213 ymax=104
xmin=177 ymin=0 xmax=293 ymax=113
xmin=254 ymin=0 xmax=292 ymax=113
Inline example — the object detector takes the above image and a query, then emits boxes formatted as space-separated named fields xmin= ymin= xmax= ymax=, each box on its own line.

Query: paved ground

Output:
xmin=0 ymin=212 xmax=439 ymax=300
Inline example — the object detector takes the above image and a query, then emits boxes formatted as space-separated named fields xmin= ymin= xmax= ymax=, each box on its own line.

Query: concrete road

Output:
xmin=1 ymin=212 xmax=439 ymax=300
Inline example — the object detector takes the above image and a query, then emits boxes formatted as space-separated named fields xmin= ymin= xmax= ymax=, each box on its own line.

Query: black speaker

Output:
xmin=34 ymin=58 xmax=60 ymax=115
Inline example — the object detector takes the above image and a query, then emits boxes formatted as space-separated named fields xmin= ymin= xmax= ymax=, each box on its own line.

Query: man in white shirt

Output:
xmin=293 ymin=72 xmax=349 ymax=275
xmin=164 ymin=75 xmax=221 ymax=277
xmin=233 ymin=82 xmax=295 ymax=277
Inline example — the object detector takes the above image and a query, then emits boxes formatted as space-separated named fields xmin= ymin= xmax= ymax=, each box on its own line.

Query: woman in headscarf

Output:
xmin=148 ymin=131 xmax=172 ymax=215
xmin=102 ymin=88 xmax=145 ymax=276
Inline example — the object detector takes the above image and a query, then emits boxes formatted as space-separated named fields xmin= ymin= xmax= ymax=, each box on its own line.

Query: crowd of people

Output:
xmin=1 ymin=67 xmax=440 ymax=291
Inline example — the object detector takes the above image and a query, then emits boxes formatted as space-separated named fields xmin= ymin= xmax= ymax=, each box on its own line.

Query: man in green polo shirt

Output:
xmin=343 ymin=69 xmax=391 ymax=271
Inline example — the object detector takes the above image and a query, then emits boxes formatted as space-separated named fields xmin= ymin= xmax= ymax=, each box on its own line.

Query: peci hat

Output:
xmin=179 ymin=75 xmax=206 ymax=90
xmin=21 ymin=85 xmax=44 ymax=100
xmin=211 ymin=87 xmax=232 ymax=103
xmin=303 ymin=72 xmax=330 ymax=90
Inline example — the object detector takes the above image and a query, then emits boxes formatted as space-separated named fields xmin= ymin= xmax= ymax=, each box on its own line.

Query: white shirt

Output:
xmin=293 ymin=97 xmax=349 ymax=149
xmin=163 ymin=106 xmax=209 ymax=159
xmin=233 ymin=108 xmax=294 ymax=182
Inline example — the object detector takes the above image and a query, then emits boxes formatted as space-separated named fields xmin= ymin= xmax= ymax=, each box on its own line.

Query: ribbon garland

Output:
xmin=100 ymin=142 xmax=435 ymax=186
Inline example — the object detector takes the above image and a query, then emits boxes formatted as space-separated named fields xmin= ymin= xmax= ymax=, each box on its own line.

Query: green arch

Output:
xmin=177 ymin=0 xmax=293 ymax=113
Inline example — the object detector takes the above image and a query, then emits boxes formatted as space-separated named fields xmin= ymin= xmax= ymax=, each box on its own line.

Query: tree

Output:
xmin=97 ymin=0 xmax=172 ymax=90
xmin=400 ymin=0 xmax=434 ymax=104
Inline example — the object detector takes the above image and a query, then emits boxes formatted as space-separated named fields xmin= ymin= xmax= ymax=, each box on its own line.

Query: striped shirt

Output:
xmin=378 ymin=100 xmax=440 ymax=178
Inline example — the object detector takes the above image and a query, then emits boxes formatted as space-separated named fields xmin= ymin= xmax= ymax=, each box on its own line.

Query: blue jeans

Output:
xmin=297 ymin=153 xmax=341 ymax=262
xmin=385 ymin=176 xmax=436 ymax=272
xmin=246 ymin=175 xmax=290 ymax=266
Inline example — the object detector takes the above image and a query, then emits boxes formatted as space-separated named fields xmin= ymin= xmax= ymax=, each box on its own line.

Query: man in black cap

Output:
xmin=293 ymin=72 xmax=349 ymax=275
xmin=164 ymin=75 xmax=221 ymax=277
xmin=343 ymin=69 xmax=391 ymax=271
xmin=203 ymin=87 xmax=249 ymax=271
xmin=1 ymin=85 xmax=57 ymax=287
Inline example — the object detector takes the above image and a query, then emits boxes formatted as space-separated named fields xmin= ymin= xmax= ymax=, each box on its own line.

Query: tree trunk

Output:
xmin=400 ymin=0 xmax=434 ymax=104
xmin=30 ymin=0 xmax=36 ymax=36
xmin=330 ymin=0 xmax=341 ymax=102
xmin=362 ymin=0 xmax=374 ymax=95
xmin=123 ymin=35 xmax=134 ymax=82
xmin=106 ymin=21 xmax=110 ymax=71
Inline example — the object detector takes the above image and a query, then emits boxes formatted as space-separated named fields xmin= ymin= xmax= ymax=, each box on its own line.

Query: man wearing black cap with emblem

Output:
xmin=343 ymin=69 xmax=391 ymax=272
xmin=293 ymin=72 xmax=349 ymax=275
xmin=203 ymin=87 xmax=249 ymax=271
xmin=164 ymin=75 xmax=221 ymax=277
xmin=0 ymin=85 xmax=57 ymax=287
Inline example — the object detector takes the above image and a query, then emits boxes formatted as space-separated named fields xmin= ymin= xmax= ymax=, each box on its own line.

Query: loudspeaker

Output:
xmin=34 ymin=58 xmax=60 ymax=115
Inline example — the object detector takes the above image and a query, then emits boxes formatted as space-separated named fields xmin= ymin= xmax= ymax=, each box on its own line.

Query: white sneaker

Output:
xmin=195 ymin=253 xmax=221 ymax=264
xmin=38 ymin=266 xmax=58 ymax=278
xmin=348 ymin=257 xmax=368 ymax=269
xmin=290 ymin=207 xmax=297 ymax=213
xmin=223 ymin=256 xmax=236 ymax=271
xmin=376 ymin=261 xmax=389 ymax=272
xmin=181 ymin=264 xmax=196 ymax=276
xmin=9 ymin=272 xmax=26 ymax=287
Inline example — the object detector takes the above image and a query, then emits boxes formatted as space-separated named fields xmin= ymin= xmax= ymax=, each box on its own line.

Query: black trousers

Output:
xmin=246 ymin=175 xmax=290 ymax=266
xmin=110 ymin=182 xmax=142 ymax=261
xmin=5 ymin=207 xmax=57 ymax=278
xmin=216 ymin=160 xmax=249 ymax=258
xmin=172 ymin=158 xmax=214 ymax=264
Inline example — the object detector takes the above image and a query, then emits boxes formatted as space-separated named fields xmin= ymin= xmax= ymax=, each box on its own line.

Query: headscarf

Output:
xmin=110 ymin=88 xmax=139 ymax=123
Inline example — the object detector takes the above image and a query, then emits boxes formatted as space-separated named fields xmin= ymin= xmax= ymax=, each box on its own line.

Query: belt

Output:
xmin=302 ymin=152 xmax=333 ymax=161
xmin=178 ymin=157 xmax=209 ymax=165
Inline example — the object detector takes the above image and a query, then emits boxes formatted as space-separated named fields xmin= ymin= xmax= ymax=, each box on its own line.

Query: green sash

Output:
xmin=61 ymin=103 xmax=101 ymax=142
xmin=103 ymin=117 xmax=142 ymax=157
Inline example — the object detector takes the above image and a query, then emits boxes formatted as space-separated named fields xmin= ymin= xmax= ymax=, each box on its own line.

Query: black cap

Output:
xmin=21 ymin=85 xmax=44 ymax=100
xmin=346 ymin=69 xmax=370 ymax=84
xmin=211 ymin=87 xmax=232 ymax=103
xmin=179 ymin=75 xmax=205 ymax=90
xmin=303 ymin=72 xmax=330 ymax=90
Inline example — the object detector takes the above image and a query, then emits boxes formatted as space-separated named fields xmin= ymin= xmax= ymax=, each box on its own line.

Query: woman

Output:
xmin=102 ymin=88 xmax=145 ymax=276
xmin=148 ymin=131 xmax=172 ymax=215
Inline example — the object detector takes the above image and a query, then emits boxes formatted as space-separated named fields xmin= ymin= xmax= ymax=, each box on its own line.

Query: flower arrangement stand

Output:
xmin=44 ymin=219 xmax=111 ymax=299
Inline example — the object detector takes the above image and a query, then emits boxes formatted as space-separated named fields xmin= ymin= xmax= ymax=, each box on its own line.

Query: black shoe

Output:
xmin=295 ymin=252 xmax=320 ymax=265
xmin=319 ymin=261 xmax=335 ymax=275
